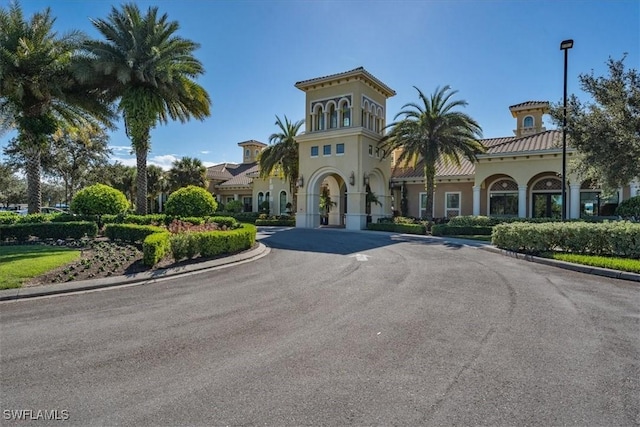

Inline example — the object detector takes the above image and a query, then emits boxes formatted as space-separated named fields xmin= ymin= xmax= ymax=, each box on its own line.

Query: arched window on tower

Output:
xmin=329 ymin=103 xmax=337 ymax=129
xmin=523 ymin=116 xmax=534 ymax=128
xmin=340 ymin=100 xmax=351 ymax=127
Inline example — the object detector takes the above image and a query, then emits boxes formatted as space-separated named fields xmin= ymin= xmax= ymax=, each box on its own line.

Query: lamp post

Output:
xmin=560 ymin=39 xmax=573 ymax=220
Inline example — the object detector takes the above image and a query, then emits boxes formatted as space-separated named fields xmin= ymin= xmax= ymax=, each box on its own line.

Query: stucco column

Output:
xmin=518 ymin=185 xmax=527 ymax=218
xmin=569 ymin=183 xmax=581 ymax=219
xmin=472 ymin=185 xmax=481 ymax=216
xmin=345 ymin=191 xmax=367 ymax=230
xmin=233 ymin=193 xmax=238 ymax=201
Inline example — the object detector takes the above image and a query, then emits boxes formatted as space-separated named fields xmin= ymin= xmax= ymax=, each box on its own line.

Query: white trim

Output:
xmin=418 ymin=192 xmax=436 ymax=219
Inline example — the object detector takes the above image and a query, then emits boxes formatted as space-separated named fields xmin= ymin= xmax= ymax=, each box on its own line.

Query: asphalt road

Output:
xmin=1 ymin=228 xmax=638 ymax=426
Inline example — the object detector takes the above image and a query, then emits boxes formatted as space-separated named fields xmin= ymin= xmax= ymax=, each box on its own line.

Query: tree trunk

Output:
xmin=26 ymin=148 xmax=42 ymax=214
xmin=424 ymin=162 xmax=436 ymax=221
xmin=136 ymin=146 xmax=148 ymax=215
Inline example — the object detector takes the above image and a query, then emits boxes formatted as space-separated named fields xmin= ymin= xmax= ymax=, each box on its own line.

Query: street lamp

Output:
xmin=560 ymin=39 xmax=573 ymax=220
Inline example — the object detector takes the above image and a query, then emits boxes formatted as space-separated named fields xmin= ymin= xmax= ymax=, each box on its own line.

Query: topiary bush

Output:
xmin=164 ymin=186 xmax=217 ymax=218
xmin=616 ymin=196 xmax=640 ymax=218
xmin=142 ymin=232 xmax=171 ymax=266
xmin=71 ymin=184 xmax=129 ymax=216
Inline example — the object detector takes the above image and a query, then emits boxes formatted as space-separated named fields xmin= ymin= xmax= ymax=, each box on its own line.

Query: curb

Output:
xmin=0 ymin=243 xmax=270 ymax=302
xmin=479 ymin=245 xmax=640 ymax=283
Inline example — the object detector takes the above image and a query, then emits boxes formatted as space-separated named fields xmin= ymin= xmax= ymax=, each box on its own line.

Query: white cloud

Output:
xmin=109 ymin=145 xmax=131 ymax=153
xmin=200 ymin=150 xmax=210 ymax=154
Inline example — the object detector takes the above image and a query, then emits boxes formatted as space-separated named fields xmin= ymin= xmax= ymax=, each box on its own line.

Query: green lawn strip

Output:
xmin=0 ymin=245 xmax=81 ymax=289
xmin=545 ymin=252 xmax=640 ymax=274
xmin=446 ymin=235 xmax=492 ymax=242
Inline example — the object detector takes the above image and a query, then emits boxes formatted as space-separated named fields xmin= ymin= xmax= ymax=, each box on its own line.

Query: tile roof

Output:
xmin=391 ymin=130 xmax=566 ymax=179
xmin=483 ymin=130 xmax=562 ymax=154
xmin=237 ymin=140 xmax=267 ymax=147
xmin=216 ymin=164 xmax=258 ymax=188
xmin=206 ymin=163 xmax=238 ymax=180
xmin=508 ymin=101 xmax=549 ymax=109
xmin=295 ymin=67 xmax=396 ymax=97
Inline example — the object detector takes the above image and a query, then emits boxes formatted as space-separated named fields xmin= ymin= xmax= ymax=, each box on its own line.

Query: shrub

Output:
xmin=208 ymin=216 xmax=241 ymax=229
xmin=255 ymin=218 xmax=296 ymax=226
xmin=226 ymin=212 xmax=261 ymax=224
xmin=616 ymin=196 xmax=640 ymax=218
xmin=0 ymin=222 xmax=98 ymax=242
xmin=492 ymin=221 xmax=640 ymax=258
xmin=102 ymin=213 xmax=166 ymax=226
xmin=170 ymin=224 xmax=257 ymax=262
xmin=367 ymin=222 xmax=426 ymax=235
xmin=223 ymin=200 xmax=244 ymax=213
xmin=431 ymin=225 xmax=493 ymax=236
xmin=142 ymin=232 xmax=170 ymax=266
xmin=104 ymin=224 xmax=166 ymax=243
xmin=71 ymin=184 xmax=129 ymax=216
xmin=0 ymin=212 xmax=19 ymax=225
xmin=165 ymin=186 xmax=217 ymax=217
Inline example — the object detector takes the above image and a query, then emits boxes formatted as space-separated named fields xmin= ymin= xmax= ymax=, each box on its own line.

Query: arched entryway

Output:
xmin=301 ymin=167 xmax=349 ymax=228
xmin=530 ymin=175 xmax=563 ymax=218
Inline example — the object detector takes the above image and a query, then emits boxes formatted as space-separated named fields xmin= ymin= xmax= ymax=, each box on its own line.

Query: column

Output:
xmin=233 ymin=193 xmax=238 ymax=201
xmin=569 ymin=183 xmax=581 ymax=219
xmin=472 ymin=185 xmax=481 ymax=216
xmin=632 ymin=179 xmax=640 ymax=197
xmin=518 ymin=185 xmax=527 ymax=218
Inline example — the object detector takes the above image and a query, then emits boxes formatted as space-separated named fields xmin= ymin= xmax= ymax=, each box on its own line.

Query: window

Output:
xmin=368 ymin=145 xmax=373 ymax=156
xmin=419 ymin=193 xmax=434 ymax=219
xmin=257 ymin=192 xmax=264 ymax=207
xmin=523 ymin=116 xmax=534 ymax=128
xmin=255 ymin=149 xmax=259 ymax=157
xmin=243 ymin=197 xmax=252 ymax=212
xmin=311 ymin=146 xmax=319 ymax=157
xmin=341 ymin=104 xmax=351 ymax=127
xmin=279 ymin=191 xmax=287 ymax=214
xmin=329 ymin=104 xmax=337 ymax=129
xmin=445 ymin=192 xmax=461 ymax=218
xmin=489 ymin=179 xmax=518 ymax=216
xmin=336 ymin=143 xmax=345 ymax=155
xmin=245 ymin=149 xmax=250 ymax=158
xmin=375 ymin=148 xmax=380 ymax=158
xmin=323 ymin=145 xmax=331 ymax=156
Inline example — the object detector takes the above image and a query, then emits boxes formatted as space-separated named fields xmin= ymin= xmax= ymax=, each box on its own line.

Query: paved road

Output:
xmin=1 ymin=228 xmax=638 ymax=426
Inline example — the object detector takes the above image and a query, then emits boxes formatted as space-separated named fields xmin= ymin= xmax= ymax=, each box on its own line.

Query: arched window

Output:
xmin=315 ymin=107 xmax=325 ymax=131
xmin=329 ymin=103 xmax=337 ymax=129
xmin=523 ymin=116 xmax=534 ymax=128
xmin=279 ymin=191 xmax=287 ymax=214
xmin=245 ymin=149 xmax=250 ymax=158
xmin=255 ymin=149 xmax=260 ymax=157
xmin=489 ymin=179 xmax=518 ymax=216
xmin=340 ymin=101 xmax=351 ymax=127
xmin=257 ymin=192 xmax=264 ymax=209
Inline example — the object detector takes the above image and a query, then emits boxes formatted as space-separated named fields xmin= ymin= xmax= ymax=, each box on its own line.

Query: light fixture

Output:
xmin=349 ymin=171 xmax=355 ymax=186
xmin=363 ymin=173 xmax=370 ymax=187
xmin=560 ymin=38 xmax=574 ymax=220
xmin=296 ymin=175 xmax=304 ymax=188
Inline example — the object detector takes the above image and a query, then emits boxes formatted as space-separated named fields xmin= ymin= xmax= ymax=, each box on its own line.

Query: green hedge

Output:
xmin=367 ymin=222 xmax=426 ymax=235
xmin=226 ymin=212 xmax=261 ymax=223
xmin=492 ymin=221 xmax=640 ymax=258
xmin=0 ymin=212 xmax=19 ymax=225
xmin=255 ymin=219 xmax=296 ymax=226
xmin=208 ymin=216 xmax=241 ymax=229
xmin=104 ymin=224 xmax=166 ymax=243
xmin=102 ymin=213 xmax=166 ymax=226
xmin=142 ymin=232 xmax=171 ymax=266
xmin=170 ymin=224 xmax=257 ymax=262
xmin=0 ymin=221 xmax=98 ymax=242
xmin=431 ymin=225 xmax=493 ymax=236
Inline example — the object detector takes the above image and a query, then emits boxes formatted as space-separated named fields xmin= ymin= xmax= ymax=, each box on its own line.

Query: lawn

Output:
xmin=0 ymin=245 xmax=81 ymax=290
xmin=545 ymin=252 xmax=640 ymax=274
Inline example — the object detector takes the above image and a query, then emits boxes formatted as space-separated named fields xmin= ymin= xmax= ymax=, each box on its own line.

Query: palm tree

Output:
xmin=146 ymin=164 xmax=166 ymax=213
xmin=0 ymin=2 xmax=113 ymax=213
xmin=80 ymin=3 xmax=211 ymax=215
xmin=167 ymin=157 xmax=206 ymax=192
xmin=380 ymin=86 xmax=485 ymax=220
xmin=259 ymin=115 xmax=304 ymax=212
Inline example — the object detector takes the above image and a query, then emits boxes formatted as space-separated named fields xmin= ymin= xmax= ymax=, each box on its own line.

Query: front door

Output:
xmin=533 ymin=193 xmax=562 ymax=218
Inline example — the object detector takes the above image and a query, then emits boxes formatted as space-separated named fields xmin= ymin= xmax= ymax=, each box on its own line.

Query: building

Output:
xmin=206 ymin=67 xmax=639 ymax=225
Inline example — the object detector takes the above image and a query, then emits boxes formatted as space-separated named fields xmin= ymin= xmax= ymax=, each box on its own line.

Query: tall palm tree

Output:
xmin=146 ymin=164 xmax=166 ymax=213
xmin=167 ymin=156 xmax=206 ymax=192
xmin=80 ymin=3 xmax=211 ymax=214
xmin=0 ymin=2 xmax=113 ymax=213
xmin=380 ymin=86 xmax=485 ymax=220
xmin=259 ymin=115 xmax=304 ymax=212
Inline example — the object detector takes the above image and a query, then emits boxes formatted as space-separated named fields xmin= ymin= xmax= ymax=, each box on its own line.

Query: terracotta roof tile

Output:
xmin=217 ymin=164 xmax=259 ymax=188
xmin=483 ymin=130 xmax=562 ymax=154
xmin=392 ymin=156 xmax=476 ymax=179
xmin=508 ymin=101 xmax=549 ymax=109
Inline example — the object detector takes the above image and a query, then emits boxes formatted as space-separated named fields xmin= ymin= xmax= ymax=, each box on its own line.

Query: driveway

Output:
xmin=1 ymin=228 xmax=638 ymax=426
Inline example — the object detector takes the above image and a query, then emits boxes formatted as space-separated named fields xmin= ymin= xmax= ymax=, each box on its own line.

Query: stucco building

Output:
xmin=206 ymin=67 xmax=639 ymax=226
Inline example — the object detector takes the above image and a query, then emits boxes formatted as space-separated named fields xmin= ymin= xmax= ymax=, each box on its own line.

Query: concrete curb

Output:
xmin=0 ymin=243 xmax=270 ymax=302
xmin=478 ymin=245 xmax=640 ymax=283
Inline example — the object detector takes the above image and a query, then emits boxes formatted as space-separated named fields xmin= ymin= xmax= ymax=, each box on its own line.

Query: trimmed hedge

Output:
xmin=0 ymin=221 xmax=98 ymax=242
xmin=367 ymin=222 xmax=426 ymax=235
xmin=0 ymin=212 xmax=19 ymax=225
xmin=142 ymin=232 xmax=171 ymax=266
xmin=255 ymin=219 xmax=296 ymax=226
xmin=208 ymin=216 xmax=241 ymax=229
xmin=104 ymin=224 xmax=166 ymax=243
xmin=165 ymin=186 xmax=217 ymax=217
xmin=492 ymin=221 xmax=640 ymax=258
xmin=71 ymin=184 xmax=129 ymax=215
xmin=226 ymin=212 xmax=261 ymax=223
xmin=431 ymin=225 xmax=493 ymax=236
xmin=616 ymin=196 xmax=640 ymax=218
xmin=102 ymin=213 xmax=166 ymax=226
xmin=170 ymin=224 xmax=257 ymax=262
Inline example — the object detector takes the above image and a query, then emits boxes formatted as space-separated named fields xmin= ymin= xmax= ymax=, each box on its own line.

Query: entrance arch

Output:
xmin=301 ymin=167 xmax=349 ymax=228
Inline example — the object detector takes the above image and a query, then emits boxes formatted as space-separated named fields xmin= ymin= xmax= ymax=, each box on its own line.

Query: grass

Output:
xmin=545 ymin=252 xmax=640 ymax=274
xmin=0 ymin=245 xmax=81 ymax=290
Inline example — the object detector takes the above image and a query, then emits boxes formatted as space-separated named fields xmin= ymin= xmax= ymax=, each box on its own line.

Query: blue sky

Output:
xmin=1 ymin=0 xmax=638 ymax=169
